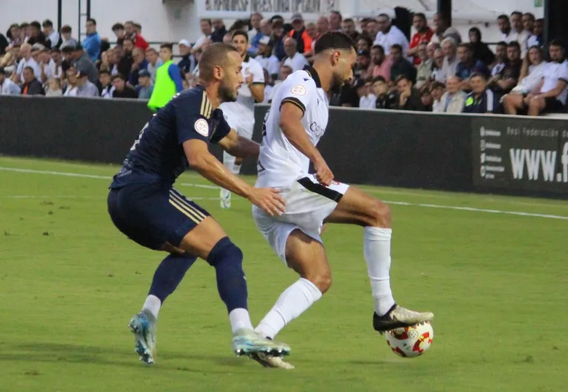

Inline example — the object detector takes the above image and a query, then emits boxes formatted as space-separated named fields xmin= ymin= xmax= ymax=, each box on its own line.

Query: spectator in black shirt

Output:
xmin=342 ymin=18 xmax=361 ymax=42
xmin=117 ymin=38 xmax=134 ymax=81
xmin=27 ymin=21 xmax=48 ymax=48
xmin=468 ymin=27 xmax=494 ymax=66
xmin=111 ymin=74 xmax=137 ymax=99
xmin=390 ymin=44 xmax=417 ymax=84
xmin=372 ymin=76 xmax=397 ymax=109
xmin=394 ymin=75 xmax=424 ymax=111
xmin=463 ymin=73 xmax=498 ymax=113
xmin=489 ymin=41 xmax=522 ymax=97
xmin=112 ymin=23 xmax=126 ymax=46
xmin=211 ymin=19 xmax=227 ymax=43
xmin=178 ymin=39 xmax=195 ymax=77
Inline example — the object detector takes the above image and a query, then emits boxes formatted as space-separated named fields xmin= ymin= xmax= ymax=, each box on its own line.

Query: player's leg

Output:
xmin=326 ymin=186 xmax=434 ymax=332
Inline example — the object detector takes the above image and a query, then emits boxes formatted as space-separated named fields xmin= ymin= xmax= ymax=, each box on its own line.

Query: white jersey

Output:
xmin=257 ymin=66 xmax=329 ymax=188
xmin=220 ymin=56 xmax=265 ymax=125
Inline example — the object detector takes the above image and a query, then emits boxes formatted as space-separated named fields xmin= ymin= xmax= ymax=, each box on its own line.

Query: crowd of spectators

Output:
xmin=0 ymin=10 xmax=566 ymax=116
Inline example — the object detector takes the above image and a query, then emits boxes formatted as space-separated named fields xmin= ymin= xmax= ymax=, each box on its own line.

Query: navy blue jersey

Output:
xmin=110 ymin=86 xmax=231 ymax=188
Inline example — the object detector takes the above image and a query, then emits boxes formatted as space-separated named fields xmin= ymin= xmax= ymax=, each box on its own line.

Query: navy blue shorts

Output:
xmin=107 ymin=183 xmax=210 ymax=250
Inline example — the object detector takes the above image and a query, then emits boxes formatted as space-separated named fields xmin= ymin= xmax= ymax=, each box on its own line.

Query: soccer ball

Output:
xmin=385 ymin=321 xmax=434 ymax=358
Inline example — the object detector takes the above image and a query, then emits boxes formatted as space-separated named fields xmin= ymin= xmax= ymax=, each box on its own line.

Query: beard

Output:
xmin=219 ymin=79 xmax=237 ymax=103
xmin=330 ymin=72 xmax=345 ymax=95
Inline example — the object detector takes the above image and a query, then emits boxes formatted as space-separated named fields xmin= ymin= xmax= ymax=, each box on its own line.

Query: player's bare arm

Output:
xmin=280 ymin=102 xmax=334 ymax=186
xmin=184 ymin=139 xmax=285 ymax=216
xmin=217 ymin=128 xmax=260 ymax=159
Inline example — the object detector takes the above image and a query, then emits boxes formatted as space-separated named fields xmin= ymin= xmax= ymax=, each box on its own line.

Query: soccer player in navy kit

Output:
xmin=107 ymin=43 xmax=289 ymax=365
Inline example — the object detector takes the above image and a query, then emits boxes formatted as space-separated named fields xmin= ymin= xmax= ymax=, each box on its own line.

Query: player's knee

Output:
xmin=369 ymin=199 xmax=391 ymax=228
xmin=207 ymin=237 xmax=243 ymax=267
xmin=306 ymin=272 xmax=332 ymax=294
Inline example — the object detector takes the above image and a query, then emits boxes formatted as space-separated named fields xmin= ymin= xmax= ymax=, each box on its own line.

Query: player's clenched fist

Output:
xmin=248 ymin=188 xmax=286 ymax=216
xmin=314 ymin=157 xmax=334 ymax=186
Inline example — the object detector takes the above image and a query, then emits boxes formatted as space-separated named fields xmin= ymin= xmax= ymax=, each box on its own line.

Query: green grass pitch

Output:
xmin=1 ymin=156 xmax=567 ymax=392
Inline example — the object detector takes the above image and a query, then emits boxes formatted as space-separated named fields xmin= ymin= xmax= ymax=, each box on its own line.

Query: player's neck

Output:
xmin=311 ymin=62 xmax=332 ymax=93
xmin=203 ymin=84 xmax=221 ymax=109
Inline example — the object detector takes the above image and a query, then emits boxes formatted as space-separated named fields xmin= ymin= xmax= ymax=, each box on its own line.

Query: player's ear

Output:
xmin=330 ymin=50 xmax=340 ymax=66
xmin=213 ymin=65 xmax=223 ymax=81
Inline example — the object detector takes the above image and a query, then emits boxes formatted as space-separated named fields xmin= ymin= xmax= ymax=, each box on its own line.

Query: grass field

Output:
xmin=1 ymin=156 xmax=567 ymax=392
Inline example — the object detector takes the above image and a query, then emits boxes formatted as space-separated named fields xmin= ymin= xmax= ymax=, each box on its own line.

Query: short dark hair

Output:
xmin=160 ymin=43 xmax=174 ymax=51
xmin=87 ymin=18 xmax=97 ymax=25
xmin=507 ymin=41 xmax=521 ymax=50
xmin=201 ymin=18 xmax=212 ymax=25
xmin=458 ymin=43 xmax=472 ymax=51
xmin=50 ymin=47 xmax=61 ymax=53
xmin=231 ymin=30 xmax=249 ymax=43
xmin=133 ymin=23 xmax=142 ymax=30
xmin=343 ymin=18 xmax=354 ymax=24
xmin=111 ymin=74 xmax=125 ymax=81
xmin=99 ymin=70 xmax=110 ymax=76
xmin=371 ymin=45 xmax=385 ymax=54
xmin=377 ymin=13 xmax=390 ymax=21
xmin=536 ymin=18 xmax=544 ymax=24
xmin=146 ymin=47 xmax=157 ymax=54
xmin=511 ymin=11 xmax=523 ymax=18
xmin=314 ymin=31 xmax=356 ymax=55
xmin=470 ymin=72 xmax=487 ymax=81
xmin=497 ymin=14 xmax=509 ymax=22
xmin=124 ymin=20 xmax=134 ymax=26
xmin=23 ymin=66 xmax=35 ymax=74
xmin=496 ymin=41 xmax=508 ymax=48
xmin=123 ymin=37 xmax=134 ymax=44
xmin=61 ymin=25 xmax=72 ymax=33
xmin=523 ymin=13 xmax=535 ymax=21
xmin=372 ymin=76 xmax=386 ymax=84
xmin=390 ymin=44 xmax=403 ymax=52
xmin=112 ymin=23 xmax=124 ymax=31
xmin=550 ymin=39 xmax=566 ymax=49
xmin=61 ymin=45 xmax=74 ymax=53
xmin=42 ymin=19 xmax=53 ymax=28
xmin=430 ymin=81 xmax=445 ymax=90
xmin=330 ymin=10 xmax=342 ymax=21
xmin=20 ymin=22 xmax=29 ymax=29
xmin=414 ymin=13 xmax=426 ymax=21
xmin=199 ymin=43 xmax=239 ymax=82
xmin=395 ymin=74 xmax=412 ymax=84
xmin=30 ymin=21 xmax=41 ymax=29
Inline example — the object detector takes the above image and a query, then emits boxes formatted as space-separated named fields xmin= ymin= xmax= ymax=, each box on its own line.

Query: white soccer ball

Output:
xmin=385 ymin=321 xmax=434 ymax=358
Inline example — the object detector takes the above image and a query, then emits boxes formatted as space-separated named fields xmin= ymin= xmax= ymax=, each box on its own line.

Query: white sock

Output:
xmin=223 ymin=151 xmax=236 ymax=173
xmin=232 ymin=163 xmax=241 ymax=175
xmin=229 ymin=308 xmax=254 ymax=334
xmin=142 ymin=295 xmax=161 ymax=320
xmin=364 ymin=227 xmax=395 ymax=316
xmin=255 ymin=278 xmax=322 ymax=339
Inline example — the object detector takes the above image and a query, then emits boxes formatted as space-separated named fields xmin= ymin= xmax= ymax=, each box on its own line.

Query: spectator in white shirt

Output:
xmin=38 ymin=47 xmax=60 ymax=83
xmin=498 ymin=15 xmax=516 ymax=44
xmin=248 ymin=12 xmax=263 ymax=42
xmin=435 ymin=76 xmax=466 ymax=113
xmin=145 ymin=48 xmax=162 ymax=83
xmin=439 ymin=37 xmax=459 ymax=83
xmin=42 ymin=20 xmax=60 ymax=49
xmin=359 ymin=79 xmax=377 ymax=109
xmin=63 ymin=67 xmax=78 ymax=96
xmin=192 ymin=19 xmax=212 ymax=54
xmin=268 ymin=64 xmax=292 ymax=103
xmin=510 ymin=11 xmax=528 ymax=56
xmin=99 ymin=70 xmax=114 ymax=98
xmin=374 ymin=13 xmax=409 ymax=57
xmin=283 ymin=37 xmax=309 ymax=72
xmin=0 ymin=67 xmax=21 ymax=95
xmin=523 ymin=13 xmax=538 ymax=48
xmin=256 ymin=36 xmax=280 ymax=81
xmin=15 ymin=43 xmax=41 ymax=83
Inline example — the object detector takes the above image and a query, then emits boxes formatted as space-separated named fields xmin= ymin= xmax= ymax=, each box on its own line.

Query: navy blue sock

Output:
xmin=207 ymin=237 xmax=248 ymax=313
xmin=149 ymin=253 xmax=197 ymax=303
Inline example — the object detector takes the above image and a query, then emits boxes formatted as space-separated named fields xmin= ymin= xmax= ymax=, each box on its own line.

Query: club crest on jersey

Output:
xmin=291 ymin=84 xmax=307 ymax=96
xmin=194 ymin=118 xmax=209 ymax=137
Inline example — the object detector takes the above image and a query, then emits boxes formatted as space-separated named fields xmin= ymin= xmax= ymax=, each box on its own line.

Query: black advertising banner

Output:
xmin=472 ymin=117 xmax=568 ymax=193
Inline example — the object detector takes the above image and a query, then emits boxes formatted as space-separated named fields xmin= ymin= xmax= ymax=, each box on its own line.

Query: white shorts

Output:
xmin=252 ymin=174 xmax=350 ymax=263
xmin=224 ymin=113 xmax=254 ymax=140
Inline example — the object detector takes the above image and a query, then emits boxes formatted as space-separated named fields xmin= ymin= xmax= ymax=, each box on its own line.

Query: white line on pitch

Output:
xmin=0 ymin=166 xmax=567 ymax=220
xmin=2 ymin=195 xmax=221 ymax=201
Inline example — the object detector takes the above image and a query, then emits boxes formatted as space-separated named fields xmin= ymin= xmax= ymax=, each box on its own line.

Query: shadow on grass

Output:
xmin=0 ymin=342 xmax=251 ymax=373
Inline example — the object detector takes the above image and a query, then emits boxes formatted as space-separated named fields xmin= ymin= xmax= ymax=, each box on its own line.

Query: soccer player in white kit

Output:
xmin=250 ymin=32 xmax=434 ymax=369
xmin=219 ymin=30 xmax=265 ymax=208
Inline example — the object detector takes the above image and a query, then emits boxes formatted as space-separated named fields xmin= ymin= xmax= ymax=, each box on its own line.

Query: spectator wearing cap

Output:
xmin=0 ymin=67 xmax=21 ymax=95
xmin=125 ymin=21 xmax=149 ymax=51
xmin=147 ymin=43 xmax=184 ymax=111
xmin=112 ymin=74 xmax=137 ymax=99
xmin=394 ymin=75 xmax=424 ymax=111
xmin=75 ymin=68 xmax=99 ymax=97
xmin=72 ymin=43 xmax=98 ymax=84
xmin=390 ymin=44 xmax=416 ymax=84
xmin=283 ymin=37 xmax=309 ymax=72
xmin=178 ymin=40 xmax=196 ymax=77
xmin=27 ymin=21 xmax=48 ymax=48
xmin=370 ymin=45 xmax=391 ymax=81
xmin=130 ymin=47 xmax=149 ymax=86
xmin=289 ymin=13 xmax=313 ymax=56
xmin=356 ymin=50 xmax=372 ymax=80
xmin=112 ymin=23 xmax=126 ymax=46
xmin=329 ymin=10 xmax=342 ymax=32
xmin=43 ymin=20 xmax=60 ymax=49
xmin=408 ymin=13 xmax=434 ymax=65
xmin=341 ymin=18 xmax=361 ymax=43
xmin=145 ymin=48 xmax=163 ymax=83
xmin=15 ymin=43 xmax=41 ymax=83
xmin=256 ymin=36 xmax=280 ymax=82
xmin=99 ymin=70 xmax=114 ymax=98
xmin=211 ymin=19 xmax=227 ymax=43
xmin=82 ymin=18 xmax=101 ymax=62
xmin=463 ymin=73 xmax=498 ymax=113
xmin=137 ymin=69 xmax=154 ymax=100
xmin=192 ymin=19 xmax=212 ymax=54
xmin=431 ymin=12 xmax=461 ymax=45
xmin=374 ymin=14 xmax=410 ymax=59
xmin=59 ymin=25 xmax=77 ymax=49
xmin=20 ymin=66 xmax=44 ymax=95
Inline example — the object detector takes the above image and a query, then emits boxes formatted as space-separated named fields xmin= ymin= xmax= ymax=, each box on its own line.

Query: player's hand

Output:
xmin=248 ymin=188 xmax=286 ymax=216
xmin=314 ymin=157 xmax=334 ymax=186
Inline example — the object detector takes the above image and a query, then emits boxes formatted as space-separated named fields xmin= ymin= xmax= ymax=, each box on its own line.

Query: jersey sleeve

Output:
xmin=251 ymin=61 xmax=265 ymax=84
xmin=279 ymin=72 xmax=314 ymax=116
xmin=209 ymin=109 xmax=231 ymax=144
xmin=174 ymin=95 xmax=210 ymax=144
